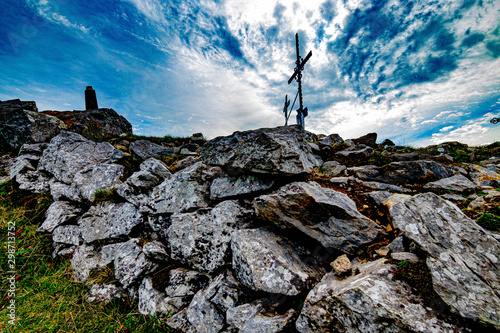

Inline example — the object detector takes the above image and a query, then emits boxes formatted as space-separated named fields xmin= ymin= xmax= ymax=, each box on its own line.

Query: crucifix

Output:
xmin=284 ymin=32 xmax=312 ymax=129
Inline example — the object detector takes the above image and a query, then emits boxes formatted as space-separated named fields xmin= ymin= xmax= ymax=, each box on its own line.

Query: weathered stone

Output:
xmin=330 ymin=254 xmax=352 ymax=275
xmin=388 ymin=236 xmax=405 ymax=253
xmin=468 ymin=196 xmax=487 ymax=212
xmin=441 ymin=193 xmax=468 ymax=202
xmin=296 ymin=259 xmax=461 ymax=333
xmin=42 ymin=108 xmax=132 ymax=140
xmin=390 ymin=193 xmax=500 ymax=329
xmin=130 ymin=140 xmax=174 ymax=160
xmin=424 ymin=174 xmax=477 ymax=193
xmin=210 ymin=174 xmax=274 ymax=200
xmin=348 ymin=160 xmax=461 ymax=185
xmin=168 ymin=200 xmax=252 ymax=273
xmin=14 ymin=169 xmax=52 ymax=193
xmin=365 ymin=191 xmax=394 ymax=207
xmin=352 ymin=132 xmax=377 ymax=147
xmin=226 ymin=302 xmax=263 ymax=329
xmin=360 ymin=180 xmax=410 ymax=193
xmin=38 ymin=131 xmax=123 ymax=184
xmin=237 ymin=309 xmax=296 ymax=333
xmin=165 ymin=268 xmax=211 ymax=298
xmin=49 ymin=180 xmax=81 ymax=202
xmin=468 ymin=164 xmax=500 ymax=186
xmin=391 ymin=252 xmax=420 ymax=262
xmin=114 ymin=239 xmax=158 ymax=288
xmin=86 ymin=284 xmax=127 ymax=303
xmin=138 ymin=277 xmax=176 ymax=316
xmin=200 ymin=125 xmax=322 ymax=175
xmin=142 ymin=241 xmax=168 ymax=261
xmin=166 ymin=308 xmax=197 ymax=333
xmin=381 ymin=193 xmax=413 ymax=210
xmin=175 ymin=156 xmax=200 ymax=171
xmin=73 ymin=164 xmax=124 ymax=202
xmin=254 ymin=182 xmax=384 ymax=254
xmin=52 ymin=225 xmax=82 ymax=245
xmin=70 ymin=243 xmax=119 ymax=282
xmin=380 ymin=138 xmax=395 ymax=147
xmin=319 ymin=161 xmax=346 ymax=177
xmin=78 ymin=202 xmax=143 ymax=243
xmin=149 ymin=162 xmax=220 ymax=214
xmin=318 ymin=134 xmax=344 ymax=149
xmin=334 ymin=146 xmax=373 ymax=167
xmin=231 ymin=228 xmax=325 ymax=296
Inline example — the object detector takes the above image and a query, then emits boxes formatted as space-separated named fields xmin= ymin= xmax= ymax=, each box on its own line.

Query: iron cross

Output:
xmin=287 ymin=32 xmax=312 ymax=129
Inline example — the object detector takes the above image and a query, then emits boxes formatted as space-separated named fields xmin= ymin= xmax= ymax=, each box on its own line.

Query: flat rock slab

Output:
xmin=254 ymin=181 xmax=384 ymax=254
xmin=38 ymin=201 xmax=82 ymax=233
xmin=78 ymin=202 xmax=143 ymax=243
xmin=390 ymin=193 xmax=500 ymax=329
xmin=424 ymin=174 xmax=477 ymax=193
xmin=38 ymin=131 xmax=123 ymax=184
xmin=296 ymin=259 xmax=461 ymax=333
xmin=210 ymin=174 xmax=274 ymax=200
xmin=231 ymin=228 xmax=325 ymax=296
xmin=200 ymin=125 xmax=322 ymax=175
xmin=114 ymin=239 xmax=158 ymax=288
xmin=468 ymin=164 xmax=500 ymax=186
xmin=130 ymin=140 xmax=174 ymax=160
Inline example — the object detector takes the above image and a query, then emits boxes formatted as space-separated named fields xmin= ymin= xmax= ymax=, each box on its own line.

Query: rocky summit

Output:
xmin=2 ymin=104 xmax=500 ymax=332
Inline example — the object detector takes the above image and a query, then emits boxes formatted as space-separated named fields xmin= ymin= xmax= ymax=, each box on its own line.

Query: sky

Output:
xmin=0 ymin=0 xmax=499 ymax=147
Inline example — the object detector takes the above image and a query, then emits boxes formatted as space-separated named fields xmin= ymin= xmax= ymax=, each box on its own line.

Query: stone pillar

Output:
xmin=85 ymin=86 xmax=98 ymax=110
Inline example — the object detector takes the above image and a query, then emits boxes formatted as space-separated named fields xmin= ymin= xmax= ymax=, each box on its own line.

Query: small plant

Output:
xmin=94 ymin=188 xmax=121 ymax=203
xmin=368 ymin=151 xmax=392 ymax=166
xmin=476 ymin=213 xmax=500 ymax=231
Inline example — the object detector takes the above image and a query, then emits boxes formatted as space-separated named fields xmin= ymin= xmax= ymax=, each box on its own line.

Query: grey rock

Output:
xmin=166 ymin=308 xmax=197 ymax=333
xmin=334 ymin=146 xmax=373 ymax=167
xmin=165 ymin=268 xmax=211 ymax=298
xmin=238 ymin=309 xmax=296 ymax=333
xmin=114 ymin=239 xmax=158 ymax=288
xmin=231 ymin=228 xmax=325 ymax=296
xmin=38 ymin=131 xmax=123 ymax=184
xmin=296 ymin=259 xmax=461 ymax=333
xmin=86 ymin=284 xmax=127 ymax=303
xmin=200 ymin=125 xmax=322 ymax=175
xmin=365 ymin=191 xmax=394 ymax=207
xmin=391 ymin=252 xmax=420 ymax=262
xmin=15 ymin=169 xmax=51 ymax=193
xmin=210 ymin=174 xmax=274 ymax=200
xmin=388 ymin=236 xmax=405 ymax=253
xmin=52 ymin=225 xmax=82 ymax=245
xmin=254 ymin=182 xmax=384 ymax=254
xmin=352 ymin=132 xmax=377 ymax=147
xmin=50 ymin=180 xmax=81 ymax=202
xmin=10 ymin=154 xmax=39 ymax=180
xmin=138 ymin=277 xmax=176 ymax=316
xmin=424 ymin=174 xmax=477 ymax=193
xmin=390 ymin=193 xmax=500 ymax=329
xmin=441 ymin=193 xmax=468 ymax=202
xmin=319 ymin=161 xmax=346 ymax=177
xmin=318 ymin=134 xmax=344 ymax=150
xmin=380 ymin=138 xmax=395 ymax=147
xmin=168 ymin=200 xmax=252 ymax=273
xmin=70 ymin=244 xmax=117 ymax=282
xmin=175 ymin=156 xmax=200 ymax=171
xmin=18 ymin=142 xmax=49 ymax=156
xmin=348 ymin=160 xmax=461 ymax=185
xmin=130 ymin=140 xmax=173 ymax=160
xmin=142 ymin=241 xmax=168 ymax=261
xmin=78 ymin=202 xmax=143 ymax=243
xmin=468 ymin=164 xmax=500 ymax=186
xmin=73 ymin=164 xmax=124 ymax=202
xmin=149 ymin=162 xmax=220 ymax=214
xmin=360 ymin=180 xmax=410 ymax=193
xmin=140 ymin=158 xmax=171 ymax=179
xmin=468 ymin=196 xmax=487 ymax=211
xmin=226 ymin=303 xmax=263 ymax=329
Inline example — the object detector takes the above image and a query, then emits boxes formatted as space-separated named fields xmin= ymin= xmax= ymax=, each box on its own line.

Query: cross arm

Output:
xmin=288 ymin=50 xmax=312 ymax=84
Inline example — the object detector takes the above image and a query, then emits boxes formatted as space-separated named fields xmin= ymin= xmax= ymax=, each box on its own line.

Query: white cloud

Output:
xmin=125 ymin=0 xmax=166 ymax=23
xmin=26 ymin=0 xmax=90 ymax=33
xmin=439 ymin=125 xmax=454 ymax=132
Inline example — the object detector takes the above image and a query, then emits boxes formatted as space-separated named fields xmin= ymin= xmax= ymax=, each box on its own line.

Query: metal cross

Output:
xmin=286 ymin=32 xmax=312 ymax=129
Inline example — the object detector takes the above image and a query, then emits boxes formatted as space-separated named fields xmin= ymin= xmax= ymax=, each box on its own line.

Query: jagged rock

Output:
xmin=168 ymin=200 xmax=252 ymax=273
xmin=200 ymin=125 xmax=322 ymax=175
xmin=50 ymin=180 xmax=81 ymax=202
xmin=388 ymin=236 xmax=405 ymax=253
xmin=166 ymin=308 xmax=197 ymax=333
xmin=10 ymin=154 xmax=38 ymax=179
xmin=381 ymin=193 xmax=413 ymax=210
xmin=468 ymin=164 xmax=500 ymax=186
xmin=226 ymin=302 xmax=263 ymax=329
xmin=296 ymin=259 xmax=461 ymax=333
xmin=73 ymin=164 xmax=124 ymax=202
xmin=231 ymin=228 xmax=325 ymax=296
xmin=330 ymin=254 xmax=352 ymax=276
xmin=165 ymin=268 xmax=211 ymax=298
xmin=441 ymin=193 xmax=468 ymax=202
xmin=254 ymin=182 xmax=384 ymax=254
xmin=352 ymin=132 xmax=377 ymax=147
xmin=114 ymin=239 xmax=158 ymax=288
xmin=130 ymin=140 xmax=173 ymax=160
xmin=52 ymin=225 xmax=82 ymax=245
xmin=318 ymin=161 xmax=346 ymax=177
xmin=360 ymin=180 xmax=410 ymax=193
xmin=78 ymin=202 xmax=143 ymax=243
xmin=365 ymin=190 xmax=394 ymax=207
xmin=210 ymin=174 xmax=274 ymax=200
xmin=146 ymin=214 xmax=170 ymax=240
xmin=0 ymin=100 xmax=66 ymax=151
xmin=70 ymin=243 xmax=120 ymax=282
xmin=334 ymin=146 xmax=373 ymax=167
xmin=391 ymin=252 xmax=420 ymax=262
xmin=318 ymin=134 xmax=343 ymax=149
xmin=380 ymin=138 xmax=395 ymax=147
xmin=175 ymin=156 xmax=200 ymax=171
xmin=390 ymin=152 xmax=420 ymax=161
xmin=14 ymin=169 xmax=51 ymax=193
xmin=142 ymin=241 xmax=168 ymax=261
xmin=468 ymin=196 xmax=487 ymax=211
xmin=348 ymin=160 xmax=461 ymax=185
xmin=424 ymin=174 xmax=478 ymax=193
xmin=38 ymin=131 xmax=124 ymax=184
xmin=149 ymin=162 xmax=221 ymax=214
xmin=86 ymin=284 xmax=127 ymax=303
xmin=228 ymin=302 xmax=296 ymax=333
xmin=42 ymin=108 xmax=132 ymax=140
xmin=138 ymin=277 xmax=175 ymax=316
xmin=186 ymin=270 xmax=240 ymax=333
xmin=390 ymin=193 xmax=500 ymax=329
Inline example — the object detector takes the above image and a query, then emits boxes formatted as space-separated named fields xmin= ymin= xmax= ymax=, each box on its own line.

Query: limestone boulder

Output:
xmin=168 ymin=200 xmax=252 ymax=273
xmin=334 ymin=146 xmax=373 ymax=166
xmin=38 ymin=131 xmax=123 ymax=184
xmin=296 ymin=259 xmax=461 ymax=332
xmin=254 ymin=182 xmax=384 ymax=254
xmin=38 ymin=201 xmax=82 ymax=233
xmin=86 ymin=284 xmax=127 ymax=303
xmin=200 ymin=125 xmax=322 ymax=175
xmin=70 ymin=243 xmax=121 ymax=282
xmin=73 ymin=164 xmax=124 ymax=202
xmin=210 ymin=174 xmax=274 ymax=200
xmin=231 ymin=228 xmax=325 ymax=296
xmin=52 ymin=225 xmax=82 ymax=246
xmin=114 ymin=239 xmax=158 ymax=288
xmin=130 ymin=140 xmax=173 ymax=160
xmin=424 ymin=174 xmax=478 ymax=193
xmin=468 ymin=164 xmax=500 ymax=186
xmin=390 ymin=193 xmax=500 ymax=329
xmin=138 ymin=277 xmax=177 ymax=316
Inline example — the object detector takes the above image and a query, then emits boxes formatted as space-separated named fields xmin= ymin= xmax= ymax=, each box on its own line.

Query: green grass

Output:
xmin=0 ymin=181 xmax=172 ymax=332
xmin=476 ymin=213 xmax=500 ymax=231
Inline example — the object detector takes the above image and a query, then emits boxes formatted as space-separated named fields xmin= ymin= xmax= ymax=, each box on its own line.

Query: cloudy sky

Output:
xmin=1 ymin=0 xmax=499 ymax=146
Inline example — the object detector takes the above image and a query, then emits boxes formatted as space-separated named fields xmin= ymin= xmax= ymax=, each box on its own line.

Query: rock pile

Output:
xmin=3 ymin=112 xmax=500 ymax=331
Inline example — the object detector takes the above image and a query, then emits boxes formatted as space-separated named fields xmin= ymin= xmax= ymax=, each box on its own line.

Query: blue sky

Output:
xmin=1 ymin=0 xmax=499 ymax=146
